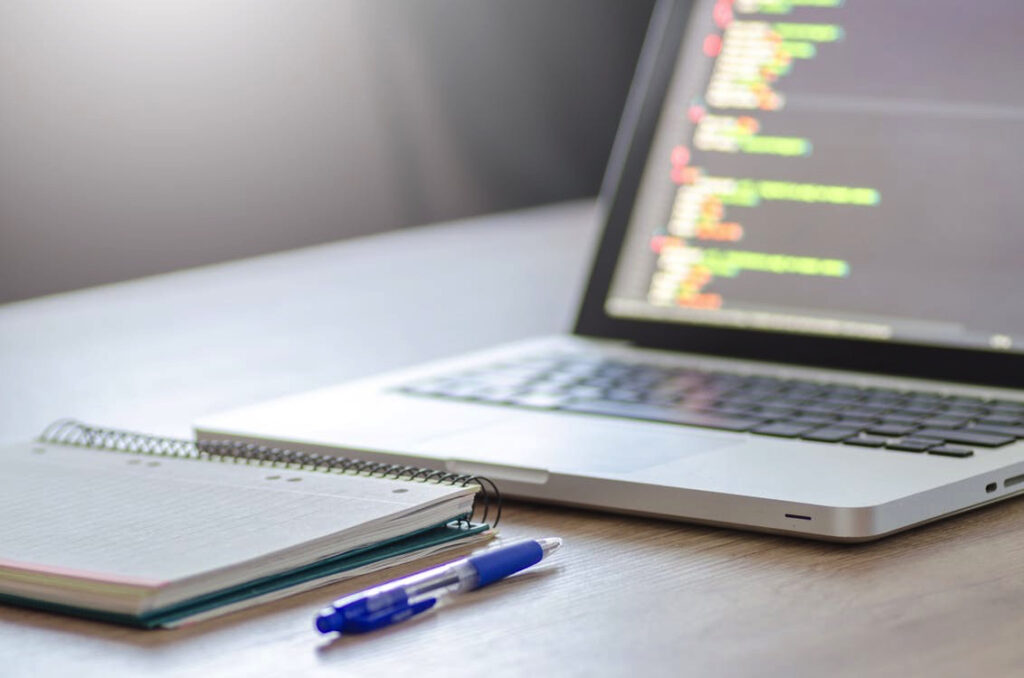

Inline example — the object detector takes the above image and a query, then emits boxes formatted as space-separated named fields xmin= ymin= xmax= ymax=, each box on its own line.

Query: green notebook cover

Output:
xmin=0 ymin=520 xmax=489 ymax=629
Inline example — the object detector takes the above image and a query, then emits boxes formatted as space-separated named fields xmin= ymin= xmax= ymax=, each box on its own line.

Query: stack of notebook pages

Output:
xmin=0 ymin=421 xmax=497 ymax=628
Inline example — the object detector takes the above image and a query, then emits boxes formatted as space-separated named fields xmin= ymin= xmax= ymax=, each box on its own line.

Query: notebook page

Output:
xmin=0 ymin=441 xmax=469 ymax=585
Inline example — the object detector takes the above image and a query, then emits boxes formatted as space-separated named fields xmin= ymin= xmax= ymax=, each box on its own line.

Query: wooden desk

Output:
xmin=2 ymin=201 xmax=1023 ymax=677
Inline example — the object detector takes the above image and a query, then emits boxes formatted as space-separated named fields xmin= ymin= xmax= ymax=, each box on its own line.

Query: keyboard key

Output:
xmin=895 ymin=404 xmax=945 ymax=416
xmin=751 ymin=422 xmax=816 ymax=438
xmin=885 ymin=438 xmax=937 ymax=452
xmin=913 ymin=428 xmax=1016 ymax=447
xmin=562 ymin=400 xmax=765 ymax=431
xmin=990 ymin=401 xmax=1024 ymax=416
xmin=781 ymin=388 xmax=825 ymax=401
xmin=828 ymin=385 xmax=864 ymax=396
xmin=878 ymin=414 xmax=922 ymax=425
xmin=967 ymin=424 xmax=1024 ymax=438
xmin=742 ymin=387 xmax=787 ymax=400
xmin=919 ymin=416 xmax=971 ymax=428
xmin=928 ymin=444 xmax=974 ymax=458
xmin=710 ymin=403 xmax=763 ymax=417
xmin=862 ymin=392 xmax=907 ymax=406
xmin=756 ymin=405 xmax=802 ymax=419
xmin=868 ymin=424 xmax=919 ymax=437
xmin=944 ymin=395 xmax=988 ymax=407
xmin=788 ymin=414 xmax=839 ymax=425
xmin=798 ymin=403 xmax=848 ymax=416
xmin=706 ymin=373 xmax=746 ymax=387
xmin=820 ymin=393 xmax=866 ymax=406
xmin=843 ymin=434 xmax=889 ymax=448
xmin=990 ymin=398 xmax=1024 ymax=408
xmin=842 ymin=405 xmax=891 ymax=418
xmin=975 ymin=415 xmax=1023 ymax=427
xmin=801 ymin=426 xmax=860 ymax=442
xmin=903 ymin=394 xmax=944 ymax=406
xmin=713 ymin=393 xmax=768 ymax=408
xmin=943 ymin=407 xmax=988 ymax=419
xmin=836 ymin=416 xmax=880 ymax=428
xmin=771 ymin=399 xmax=813 ymax=411
xmin=679 ymin=393 xmax=720 ymax=410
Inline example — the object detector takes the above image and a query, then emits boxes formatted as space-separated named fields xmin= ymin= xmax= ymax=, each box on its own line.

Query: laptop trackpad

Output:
xmin=414 ymin=415 xmax=740 ymax=475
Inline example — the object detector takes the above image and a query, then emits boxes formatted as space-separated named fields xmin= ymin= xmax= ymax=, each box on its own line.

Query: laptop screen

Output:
xmin=604 ymin=0 xmax=1024 ymax=356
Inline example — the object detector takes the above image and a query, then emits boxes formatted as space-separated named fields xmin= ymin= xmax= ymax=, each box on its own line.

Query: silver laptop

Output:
xmin=196 ymin=0 xmax=1024 ymax=541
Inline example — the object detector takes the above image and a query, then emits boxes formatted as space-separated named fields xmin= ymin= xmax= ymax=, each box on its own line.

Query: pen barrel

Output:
xmin=468 ymin=540 xmax=544 ymax=588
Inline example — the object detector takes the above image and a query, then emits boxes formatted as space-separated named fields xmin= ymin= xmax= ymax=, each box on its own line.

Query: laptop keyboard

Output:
xmin=396 ymin=354 xmax=1024 ymax=458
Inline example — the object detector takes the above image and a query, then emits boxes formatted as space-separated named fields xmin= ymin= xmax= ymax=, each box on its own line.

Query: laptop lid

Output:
xmin=575 ymin=0 xmax=1024 ymax=389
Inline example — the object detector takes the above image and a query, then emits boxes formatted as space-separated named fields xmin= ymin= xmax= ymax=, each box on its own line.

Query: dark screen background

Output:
xmin=611 ymin=0 xmax=1024 ymax=350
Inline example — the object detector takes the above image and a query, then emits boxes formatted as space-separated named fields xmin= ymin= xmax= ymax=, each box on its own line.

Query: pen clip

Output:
xmin=345 ymin=597 xmax=437 ymax=633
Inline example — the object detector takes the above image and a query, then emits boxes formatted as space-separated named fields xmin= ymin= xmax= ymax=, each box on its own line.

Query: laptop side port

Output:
xmin=1004 ymin=473 xmax=1024 ymax=489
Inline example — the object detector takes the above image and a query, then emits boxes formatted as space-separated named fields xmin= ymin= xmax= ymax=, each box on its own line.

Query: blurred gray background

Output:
xmin=0 ymin=0 xmax=654 ymax=303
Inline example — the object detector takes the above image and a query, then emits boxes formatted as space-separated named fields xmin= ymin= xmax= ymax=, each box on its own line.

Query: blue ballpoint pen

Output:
xmin=314 ymin=537 xmax=562 ymax=635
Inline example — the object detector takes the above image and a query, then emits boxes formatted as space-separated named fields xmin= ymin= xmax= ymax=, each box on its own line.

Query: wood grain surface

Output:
xmin=2 ymin=201 xmax=1023 ymax=677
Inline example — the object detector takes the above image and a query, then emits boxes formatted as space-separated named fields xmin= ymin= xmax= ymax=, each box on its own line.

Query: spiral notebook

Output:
xmin=0 ymin=421 xmax=499 ymax=629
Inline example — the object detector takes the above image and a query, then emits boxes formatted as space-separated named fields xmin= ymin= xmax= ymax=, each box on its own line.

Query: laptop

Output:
xmin=196 ymin=0 xmax=1024 ymax=541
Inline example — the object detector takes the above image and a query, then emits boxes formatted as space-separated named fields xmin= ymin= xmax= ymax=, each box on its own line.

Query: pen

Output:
xmin=314 ymin=537 xmax=562 ymax=634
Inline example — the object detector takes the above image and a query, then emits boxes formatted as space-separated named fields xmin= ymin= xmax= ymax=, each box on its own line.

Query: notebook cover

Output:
xmin=0 ymin=520 xmax=489 ymax=629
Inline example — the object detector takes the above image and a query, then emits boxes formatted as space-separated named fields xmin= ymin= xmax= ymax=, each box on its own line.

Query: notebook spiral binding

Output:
xmin=39 ymin=419 xmax=501 ymax=527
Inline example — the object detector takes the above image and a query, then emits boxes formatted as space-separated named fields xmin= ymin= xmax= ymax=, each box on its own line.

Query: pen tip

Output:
xmin=536 ymin=537 xmax=562 ymax=557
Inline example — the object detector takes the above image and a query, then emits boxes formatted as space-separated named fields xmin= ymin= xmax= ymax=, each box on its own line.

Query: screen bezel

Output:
xmin=574 ymin=0 xmax=1024 ymax=389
